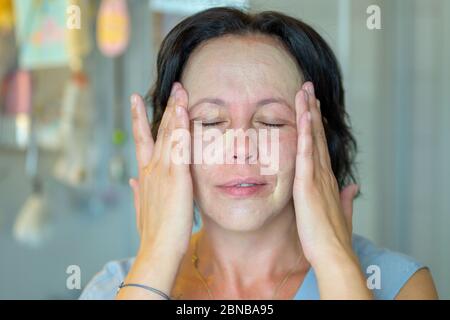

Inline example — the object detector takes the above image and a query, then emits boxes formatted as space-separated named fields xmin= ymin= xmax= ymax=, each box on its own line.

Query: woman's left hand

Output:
xmin=293 ymin=82 xmax=372 ymax=299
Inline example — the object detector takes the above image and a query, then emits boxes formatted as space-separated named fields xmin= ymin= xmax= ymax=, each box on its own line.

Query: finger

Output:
xmin=295 ymin=87 xmax=308 ymax=118
xmin=303 ymin=82 xmax=332 ymax=170
xmin=129 ymin=178 xmax=141 ymax=235
xmin=317 ymin=100 xmax=328 ymax=126
xmin=152 ymin=96 xmax=172 ymax=163
xmin=159 ymin=82 xmax=182 ymax=132
xmin=152 ymin=83 xmax=180 ymax=163
xmin=295 ymin=90 xmax=314 ymax=182
xmin=301 ymin=88 xmax=322 ymax=175
xmin=131 ymin=94 xmax=154 ymax=177
xmin=340 ymin=184 xmax=359 ymax=232
xmin=162 ymin=86 xmax=189 ymax=167
xmin=171 ymin=93 xmax=190 ymax=174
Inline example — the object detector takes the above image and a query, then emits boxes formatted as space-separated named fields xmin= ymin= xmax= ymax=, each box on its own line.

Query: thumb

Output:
xmin=340 ymin=184 xmax=359 ymax=232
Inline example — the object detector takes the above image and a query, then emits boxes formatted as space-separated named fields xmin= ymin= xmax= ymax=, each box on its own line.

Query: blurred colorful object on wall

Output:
xmin=0 ymin=0 xmax=15 ymax=34
xmin=149 ymin=0 xmax=249 ymax=15
xmin=14 ymin=0 xmax=69 ymax=69
xmin=66 ymin=0 xmax=92 ymax=72
xmin=54 ymin=72 xmax=93 ymax=187
xmin=96 ymin=0 xmax=130 ymax=57
xmin=0 ymin=68 xmax=31 ymax=147
xmin=2 ymin=69 xmax=31 ymax=115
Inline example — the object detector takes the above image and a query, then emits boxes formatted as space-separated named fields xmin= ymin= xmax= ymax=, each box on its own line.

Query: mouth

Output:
xmin=216 ymin=178 xmax=268 ymax=197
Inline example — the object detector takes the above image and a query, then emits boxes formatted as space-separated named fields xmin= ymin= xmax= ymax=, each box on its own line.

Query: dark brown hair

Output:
xmin=145 ymin=7 xmax=358 ymax=189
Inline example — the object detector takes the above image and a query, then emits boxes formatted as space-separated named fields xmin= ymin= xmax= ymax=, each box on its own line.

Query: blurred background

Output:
xmin=0 ymin=0 xmax=449 ymax=299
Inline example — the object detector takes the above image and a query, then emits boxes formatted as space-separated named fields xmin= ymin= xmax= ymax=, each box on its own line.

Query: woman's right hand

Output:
xmin=116 ymin=83 xmax=193 ymax=299
xmin=129 ymin=82 xmax=193 ymax=259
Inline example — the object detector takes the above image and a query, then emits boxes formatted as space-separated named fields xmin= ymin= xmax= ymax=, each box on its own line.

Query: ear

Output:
xmin=340 ymin=184 xmax=359 ymax=232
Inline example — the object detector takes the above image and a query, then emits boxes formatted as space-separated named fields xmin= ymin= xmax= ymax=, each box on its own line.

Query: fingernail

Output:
xmin=170 ymin=83 xmax=177 ymax=97
xmin=306 ymin=111 xmax=312 ymax=121
xmin=175 ymin=88 xmax=183 ymax=102
xmin=306 ymin=82 xmax=315 ymax=96
xmin=130 ymin=94 xmax=137 ymax=106
xmin=303 ymin=90 xmax=309 ymax=102
xmin=176 ymin=105 xmax=183 ymax=116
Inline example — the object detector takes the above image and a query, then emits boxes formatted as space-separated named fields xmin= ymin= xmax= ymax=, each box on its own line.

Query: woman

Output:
xmin=80 ymin=7 xmax=438 ymax=300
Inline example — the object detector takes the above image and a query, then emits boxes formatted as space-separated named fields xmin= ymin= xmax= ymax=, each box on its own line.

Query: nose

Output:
xmin=225 ymin=129 xmax=259 ymax=164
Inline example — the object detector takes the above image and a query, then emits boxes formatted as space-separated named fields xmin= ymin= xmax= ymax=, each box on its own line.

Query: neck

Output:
xmin=194 ymin=202 xmax=309 ymax=295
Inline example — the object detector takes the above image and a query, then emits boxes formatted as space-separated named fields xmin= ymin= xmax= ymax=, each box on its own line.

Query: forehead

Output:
xmin=181 ymin=34 xmax=303 ymax=101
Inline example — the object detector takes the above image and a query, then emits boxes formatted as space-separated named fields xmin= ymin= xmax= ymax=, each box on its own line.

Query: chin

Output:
xmin=202 ymin=203 xmax=277 ymax=232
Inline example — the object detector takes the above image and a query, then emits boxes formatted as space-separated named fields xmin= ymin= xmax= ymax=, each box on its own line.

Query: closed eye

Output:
xmin=259 ymin=122 xmax=285 ymax=128
xmin=201 ymin=121 xmax=225 ymax=127
xmin=200 ymin=121 xmax=285 ymax=128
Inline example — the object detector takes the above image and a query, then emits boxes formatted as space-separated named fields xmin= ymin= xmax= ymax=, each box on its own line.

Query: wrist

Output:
xmin=309 ymin=239 xmax=359 ymax=270
xmin=116 ymin=244 xmax=184 ymax=299
xmin=139 ymin=232 xmax=190 ymax=259
xmin=137 ymin=241 xmax=185 ymax=263
xmin=134 ymin=242 xmax=185 ymax=282
xmin=313 ymin=249 xmax=360 ymax=277
xmin=311 ymin=244 xmax=373 ymax=299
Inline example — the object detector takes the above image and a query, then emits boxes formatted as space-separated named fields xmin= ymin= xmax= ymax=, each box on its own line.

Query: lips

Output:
xmin=220 ymin=177 xmax=266 ymax=187
xmin=217 ymin=177 xmax=268 ymax=197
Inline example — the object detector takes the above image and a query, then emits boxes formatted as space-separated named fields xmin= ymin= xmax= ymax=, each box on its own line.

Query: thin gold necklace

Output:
xmin=191 ymin=236 xmax=302 ymax=300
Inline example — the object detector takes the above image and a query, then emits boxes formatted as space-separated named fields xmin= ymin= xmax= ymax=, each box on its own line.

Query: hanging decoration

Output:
xmin=14 ymin=0 xmax=69 ymax=69
xmin=54 ymin=0 xmax=94 ymax=186
xmin=1 ymin=69 xmax=31 ymax=148
xmin=53 ymin=72 xmax=94 ymax=187
xmin=96 ymin=0 xmax=130 ymax=57
xmin=66 ymin=0 xmax=92 ymax=72
xmin=0 ymin=0 xmax=15 ymax=34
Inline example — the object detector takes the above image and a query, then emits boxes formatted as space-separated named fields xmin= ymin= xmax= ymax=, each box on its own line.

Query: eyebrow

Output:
xmin=190 ymin=98 xmax=226 ymax=109
xmin=256 ymin=97 xmax=292 ymax=109
xmin=190 ymin=97 xmax=292 ymax=110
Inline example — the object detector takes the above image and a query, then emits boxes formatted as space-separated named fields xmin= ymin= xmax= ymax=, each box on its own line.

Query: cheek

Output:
xmin=190 ymin=164 xmax=209 ymax=202
xmin=191 ymin=163 xmax=209 ymax=184
xmin=270 ymin=131 xmax=297 ymax=201
xmin=262 ymin=131 xmax=296 ymax=205
xmin=191 ymin=163 xmax=220 ymax=198
xmin=278 ymin=130 xmax=297 ymax=169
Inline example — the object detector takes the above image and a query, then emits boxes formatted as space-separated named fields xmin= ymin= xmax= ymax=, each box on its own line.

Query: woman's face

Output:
xmin=181 ymin=34 xmax=303 ymax=231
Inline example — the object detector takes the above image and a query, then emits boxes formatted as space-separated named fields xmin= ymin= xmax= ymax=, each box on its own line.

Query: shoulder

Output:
xmin=79 ymin=257 xmax=135 ymax=300
xmin=351 ymin=234 xmax=427 ymax=299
